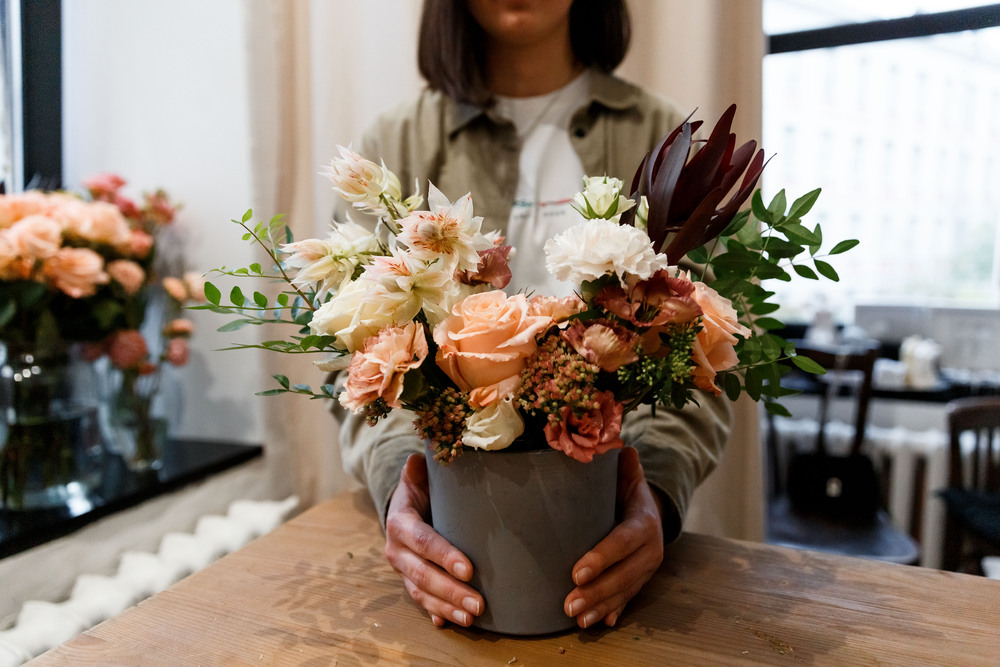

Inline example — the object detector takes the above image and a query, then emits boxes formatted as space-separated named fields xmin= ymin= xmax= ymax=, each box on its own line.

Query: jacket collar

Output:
xmin=445 ymin=69 xmax=642 ymax=138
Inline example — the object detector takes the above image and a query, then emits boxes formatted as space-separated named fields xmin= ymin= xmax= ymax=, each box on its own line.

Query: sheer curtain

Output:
xmin=242 ymin=0 xmax=765 ymax=540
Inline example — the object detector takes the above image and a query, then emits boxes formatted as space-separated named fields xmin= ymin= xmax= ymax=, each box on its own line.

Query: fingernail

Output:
xmin=574 ymin=567 xmax=593 ymax=585
xmin=462 ymin=596 xmax=481 ymax=616
xmin=453 ymin=562 xmax=471 ymax=580
xmin=607 ymin=611 xmax=620 ymax=627
xmin=581 ymin=609 xmax=602 ymax=629
xmin=451 ymin=608 xmax=470 ymax=625
xmin=567 ymin=598 xmax=584 ymax=617
xmin=431 ymin=614 xmax=444 ymax=627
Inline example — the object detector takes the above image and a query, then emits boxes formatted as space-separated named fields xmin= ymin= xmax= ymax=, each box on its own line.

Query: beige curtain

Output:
xmin=242 ymin=0 xmax=766 ymax=539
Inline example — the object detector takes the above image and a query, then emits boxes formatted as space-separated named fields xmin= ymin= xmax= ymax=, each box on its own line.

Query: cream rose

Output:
xmin=462 ymin=395 xmax=525 ymax=451
xmin=433 ymin=290 xmax=550 ymax=407
xmin=689 ymin=280 xmax=752 ymax=395
xmin=340 ymin=321 xmax=428 ymax=412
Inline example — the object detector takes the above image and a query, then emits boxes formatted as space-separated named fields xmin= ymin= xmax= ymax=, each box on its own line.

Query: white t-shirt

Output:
xmin=493 ymin=71 xmax=591 ymax=297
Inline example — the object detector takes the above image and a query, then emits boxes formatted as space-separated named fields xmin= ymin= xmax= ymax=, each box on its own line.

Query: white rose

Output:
xmin=462 ymin=395 xmax=525 ymax=451
xmin=544 ymin=218 xmax=666 ymax=285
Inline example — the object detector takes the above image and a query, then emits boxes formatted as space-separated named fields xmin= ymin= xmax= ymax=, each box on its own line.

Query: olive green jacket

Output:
xmin=333 ymin=70 xmax=731 ymax=540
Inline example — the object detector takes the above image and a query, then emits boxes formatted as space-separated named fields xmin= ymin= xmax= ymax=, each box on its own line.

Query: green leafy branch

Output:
xmin=189 ymin=210 xmax=349 ymax=395
xmin=686 ymin=188 xmax=858 ymax=416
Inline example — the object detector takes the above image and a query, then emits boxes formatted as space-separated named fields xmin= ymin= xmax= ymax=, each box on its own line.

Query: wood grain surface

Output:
xmin=32 ymin=490 xmax=1000 ymax=665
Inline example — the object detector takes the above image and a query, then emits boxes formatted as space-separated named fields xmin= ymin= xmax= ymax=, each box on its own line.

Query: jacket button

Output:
xmin=573 ymin=127 xmax=586 ymax=138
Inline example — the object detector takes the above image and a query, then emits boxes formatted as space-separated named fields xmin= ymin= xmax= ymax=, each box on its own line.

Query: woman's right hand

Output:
xmin=384 ymin=453 xmax=485 ymax=627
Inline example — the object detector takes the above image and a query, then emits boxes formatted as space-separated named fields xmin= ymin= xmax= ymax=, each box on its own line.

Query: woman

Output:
xmin=335 ymin=0 xmax=730 ymax=630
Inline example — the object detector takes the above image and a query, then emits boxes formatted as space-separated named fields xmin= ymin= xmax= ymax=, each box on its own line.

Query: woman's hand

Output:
xmin=384 ymin=453 xmax=485 ymax=627
xmin=563 ymin=446 xmax=665 ymax=628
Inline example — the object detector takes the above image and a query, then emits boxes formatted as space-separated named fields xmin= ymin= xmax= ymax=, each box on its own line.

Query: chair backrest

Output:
xmin=793 ymin=341 xmax=879 ymax=456
xmin=946 ymin=396 xmax=1000 ymax=493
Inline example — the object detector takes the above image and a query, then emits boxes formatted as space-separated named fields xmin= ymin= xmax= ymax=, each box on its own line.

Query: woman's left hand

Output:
xmin=563 ymin=446 xmax=665 ymax=628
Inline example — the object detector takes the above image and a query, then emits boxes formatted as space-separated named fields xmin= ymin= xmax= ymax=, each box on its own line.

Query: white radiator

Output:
xmin=770 ymin=418 xmax=949 ymax=569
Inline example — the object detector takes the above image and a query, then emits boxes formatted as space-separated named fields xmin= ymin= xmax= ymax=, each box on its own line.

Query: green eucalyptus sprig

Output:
xmin=687 ymin=188 xmax=859 ymax=416
xmin=188 ymin=209 xmax=340 ymax=399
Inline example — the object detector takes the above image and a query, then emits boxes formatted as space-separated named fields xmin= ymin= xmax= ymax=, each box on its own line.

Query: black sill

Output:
xmin=0 ymin=438 xmax=263 ymax=559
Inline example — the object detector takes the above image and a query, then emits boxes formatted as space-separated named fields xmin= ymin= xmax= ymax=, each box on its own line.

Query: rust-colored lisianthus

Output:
xmin=561 ymin=320 xmax=638 ymax=372
xmin=622 ymin=104 xmax=766 ymax=264
xmin=543 ymin=390 xmax=625 ymax=463
xmin=595 ymin=269 xmax=701 ymax=329
xmin=456 ymin=243 xmax=512 ymax=289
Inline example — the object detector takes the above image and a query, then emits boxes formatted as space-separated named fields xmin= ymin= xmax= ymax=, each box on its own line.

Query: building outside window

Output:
xmin=762 ymin=1 xmax=1000 ymax=323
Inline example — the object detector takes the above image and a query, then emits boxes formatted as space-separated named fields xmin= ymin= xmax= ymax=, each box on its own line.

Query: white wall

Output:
xmin=62 ymin=0 xmax=264 ymax=443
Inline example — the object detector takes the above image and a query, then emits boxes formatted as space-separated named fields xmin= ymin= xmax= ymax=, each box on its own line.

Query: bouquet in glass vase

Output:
xmin=202 ymin=105 xmax=855 ymax=633
xmin=78 ymin=174 xmax=205 ymax=471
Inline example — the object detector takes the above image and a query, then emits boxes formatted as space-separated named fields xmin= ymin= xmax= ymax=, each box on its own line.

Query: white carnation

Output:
xmin=544 ymin=219 xmax=666 ymax=285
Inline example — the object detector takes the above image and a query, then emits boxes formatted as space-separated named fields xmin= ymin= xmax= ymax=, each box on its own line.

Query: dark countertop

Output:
xmin=0 ymin=438 xmax=263 ymax=559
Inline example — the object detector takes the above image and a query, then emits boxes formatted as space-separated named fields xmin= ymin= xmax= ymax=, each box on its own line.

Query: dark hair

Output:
xmin=418 ymin=0 xmax=631 ymax=107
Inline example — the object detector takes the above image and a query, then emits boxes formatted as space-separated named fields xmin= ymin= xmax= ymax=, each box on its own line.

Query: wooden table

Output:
xmin=33 ymin=491 xmax=1000 ymax=665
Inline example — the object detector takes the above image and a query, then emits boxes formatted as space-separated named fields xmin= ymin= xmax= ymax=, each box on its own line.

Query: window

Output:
xmin=763 ymin=2 xmax=1000 ymax=320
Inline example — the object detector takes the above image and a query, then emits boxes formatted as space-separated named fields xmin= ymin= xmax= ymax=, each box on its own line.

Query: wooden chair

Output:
xmin=765 ymin=341 xmax=920 ymax=565
xmin=940 ymin=396 xmax=1000 ymax=574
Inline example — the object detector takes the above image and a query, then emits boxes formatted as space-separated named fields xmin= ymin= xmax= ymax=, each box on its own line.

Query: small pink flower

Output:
xmin=182 ymin=272 xmax=206 ymax=302
xmin=543 ymin=391 xmax=625 ymax=463
xmin=341 ymin=322 xmax=428 ymax=412
xmin=114 ymin=194 xmax=140 ymax=220
xmin=164 ymin=338 xmax=190 ymax=366
xmin=83 ymin=173 xmax=126 ymax=201
xmin=108 ymin=330 xmax=148 ymax=370
xmin=106 ymin=259 xmax=146 ymax=295
xmin=128 ymin=229 xmax=155 ymax=259
xmin=161 ymin=276 xmax=188 ymax=302
xmin=141 ymin=189 xmax=177 ymax=225
xmin=42 ymin=247 xmax=109 ymax=298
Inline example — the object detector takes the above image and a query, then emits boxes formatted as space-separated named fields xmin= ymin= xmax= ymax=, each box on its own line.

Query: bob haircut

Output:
xmin=417 ymin=0 xmax=631 ymax=108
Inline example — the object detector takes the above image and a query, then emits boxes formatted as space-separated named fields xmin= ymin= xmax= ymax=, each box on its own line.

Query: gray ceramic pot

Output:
xmin=425 ymin=445 xmax=620 ymax=635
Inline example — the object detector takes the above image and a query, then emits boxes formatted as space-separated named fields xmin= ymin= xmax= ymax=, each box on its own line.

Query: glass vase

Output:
xmin=97 ymin=363 xmax=167 ymax=472
xmin=0 ymin=342 xmax=102 ymax=510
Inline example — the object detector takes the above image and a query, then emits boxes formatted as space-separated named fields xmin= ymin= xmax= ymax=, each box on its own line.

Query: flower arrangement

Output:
xmin=203 ymin=106 xmax=856 ymax=464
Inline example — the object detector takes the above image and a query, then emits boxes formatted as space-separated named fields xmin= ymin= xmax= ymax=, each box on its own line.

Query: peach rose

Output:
xmin=108 ymin=330 xmax=148 ymax=369
xmin=42 ymin=247 xmax=109 ymax=298
xmin=433 ymin=290 xmax=550 ymax=407
xmin=107 ymin=259 xmax=146 ymax=295
xmin=689 ymin=280 xmax=751 ymax=395
xmin=0 ymin=232 xmax=32 ymax=279
xmin=7 ymin=214 xmax=63 ymax=259
xmin=0 ymin=192 xmax=46 ymax=229
xmin=543 ymin=390 xmax=624 ymax=463
xmin=341 ymin=322 xmax=428 ymax=412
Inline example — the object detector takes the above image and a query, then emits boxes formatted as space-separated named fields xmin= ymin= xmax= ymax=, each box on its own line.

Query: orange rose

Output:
xmin=433 ymin=290 xmax=550 ymax=407
xmin=341 ymin=322 xmax=428 ymax=412
xmin=689 ymin=280 xmax=751 ymax=395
